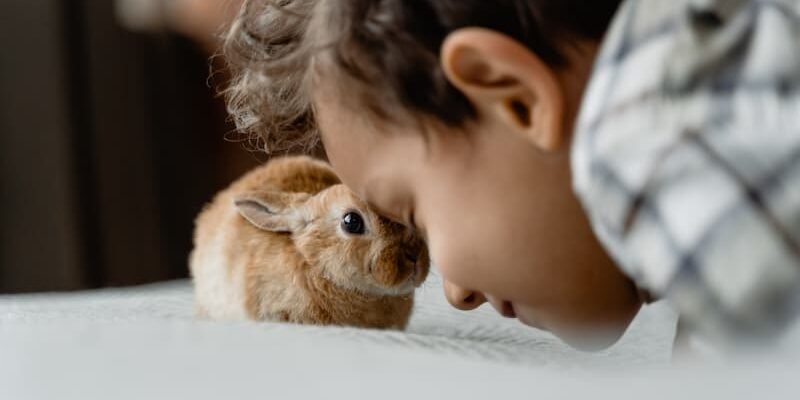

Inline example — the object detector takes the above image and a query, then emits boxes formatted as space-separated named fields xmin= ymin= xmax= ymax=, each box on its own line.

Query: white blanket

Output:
xmin=2 ymin=270 xmax=792 ymax=399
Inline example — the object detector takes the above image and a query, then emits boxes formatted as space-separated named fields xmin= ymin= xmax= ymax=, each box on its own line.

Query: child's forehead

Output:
xmin=312 ymin=74 xmax=414 ymax=134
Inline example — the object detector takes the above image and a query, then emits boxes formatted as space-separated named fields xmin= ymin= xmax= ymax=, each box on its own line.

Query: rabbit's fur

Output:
xmin=190 ymin=156 xmax=429 ymax=329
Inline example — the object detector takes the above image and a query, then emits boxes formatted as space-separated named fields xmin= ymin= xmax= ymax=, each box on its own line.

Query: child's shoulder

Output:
xmin=575 ymin=0 xmax=800 ymax=350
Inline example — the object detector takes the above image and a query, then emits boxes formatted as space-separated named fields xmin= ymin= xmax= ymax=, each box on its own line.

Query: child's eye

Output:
xmin=341 ymin=212 xmax=366 ymax=235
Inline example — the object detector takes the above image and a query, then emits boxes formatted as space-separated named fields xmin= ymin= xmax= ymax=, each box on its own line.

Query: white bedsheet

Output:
xmin=1 ymin=270 xmax=794 ymax=399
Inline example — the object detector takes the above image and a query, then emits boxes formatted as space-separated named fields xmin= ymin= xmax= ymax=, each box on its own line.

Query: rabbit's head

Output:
xmin=235 ymin=184 xmax=429 ymax=296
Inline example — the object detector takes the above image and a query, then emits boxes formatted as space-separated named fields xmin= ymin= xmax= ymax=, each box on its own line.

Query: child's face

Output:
xmin=316 ymin=94 xmax=638 ymax=348
xmin=312 ymin=30 xmax=641 ymax=349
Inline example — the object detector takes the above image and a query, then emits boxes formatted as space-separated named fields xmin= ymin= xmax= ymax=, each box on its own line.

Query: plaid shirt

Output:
xmin=573 ymin=0 xmax=800 ymax=348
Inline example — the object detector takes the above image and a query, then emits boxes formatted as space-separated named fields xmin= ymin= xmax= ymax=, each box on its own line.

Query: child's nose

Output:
xmin=443 ymin=281 xmax=486 ymax=311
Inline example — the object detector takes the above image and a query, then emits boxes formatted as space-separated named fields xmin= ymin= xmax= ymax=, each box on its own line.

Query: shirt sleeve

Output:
xmin=572 ymin=0 xmax=800 ymax=347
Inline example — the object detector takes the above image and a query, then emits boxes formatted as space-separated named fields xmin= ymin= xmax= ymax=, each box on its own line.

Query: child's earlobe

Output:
xmin=441 ymin=28 xmax=566 ymax=152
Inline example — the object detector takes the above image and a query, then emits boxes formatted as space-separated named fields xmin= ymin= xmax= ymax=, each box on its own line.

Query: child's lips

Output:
xmin=516 ymin=312 xmax=547 ymax=331
xmin=489 ymin=299 xmax=516 ymax=318
xmin=501 ymin=301 xmax=517 ymax=318
xmin=491 ymin=300 xmax=547 ymax=330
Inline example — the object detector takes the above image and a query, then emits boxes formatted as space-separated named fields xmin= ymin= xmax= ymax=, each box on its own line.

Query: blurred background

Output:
xmin=0 ymin=0 xmax=258 ymax=293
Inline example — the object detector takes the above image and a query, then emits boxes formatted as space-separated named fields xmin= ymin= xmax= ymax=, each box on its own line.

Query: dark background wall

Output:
xmin=0 ymin=0 xmax=258 ymax=293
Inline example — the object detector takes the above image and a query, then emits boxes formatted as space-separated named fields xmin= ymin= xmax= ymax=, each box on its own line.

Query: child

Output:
xmin=222 ymin=0 xmax=800 ymax=351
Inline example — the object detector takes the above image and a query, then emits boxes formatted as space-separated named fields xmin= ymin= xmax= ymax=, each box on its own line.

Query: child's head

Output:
xmin=225 ymin=0 xmax=641 ymax=349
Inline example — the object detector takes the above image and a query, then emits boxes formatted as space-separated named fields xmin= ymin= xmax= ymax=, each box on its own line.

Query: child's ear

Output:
xmin=234 ymin=191 xmax=311 ymax=233
xmin=440 ymin=28 xmax=565 ymax=151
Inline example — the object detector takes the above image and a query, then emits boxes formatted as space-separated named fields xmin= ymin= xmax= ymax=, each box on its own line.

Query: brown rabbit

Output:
xmin=189 ymin=156 xmax=429 ymax=329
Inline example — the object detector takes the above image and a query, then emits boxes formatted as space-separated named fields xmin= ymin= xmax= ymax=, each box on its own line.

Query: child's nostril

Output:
xmin=463 ymin=293 xmax=476 ymax=304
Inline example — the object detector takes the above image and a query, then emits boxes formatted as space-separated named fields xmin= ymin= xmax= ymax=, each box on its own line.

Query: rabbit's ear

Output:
xmin=234 ymin=191 xmax=310 ymax=233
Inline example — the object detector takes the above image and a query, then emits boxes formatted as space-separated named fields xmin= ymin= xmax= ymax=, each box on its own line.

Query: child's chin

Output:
xmin=554 ymin=324 xmax=630 ymax=352
xmin=515 ymin=307 xmax=632 ymax=351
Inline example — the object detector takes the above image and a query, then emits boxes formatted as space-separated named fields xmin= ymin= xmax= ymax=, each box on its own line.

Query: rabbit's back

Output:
xmin=190 ymin=156 xmax=340 ymax=320
xmin=190 ymin=190 xmax=249 ymax=319
xmin=230 ymin=155 xmax=340 ymax=195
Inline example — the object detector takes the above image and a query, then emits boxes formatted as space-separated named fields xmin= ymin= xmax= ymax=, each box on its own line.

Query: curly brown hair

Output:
xmin=223 ymin=0 xmax=622 ymax=154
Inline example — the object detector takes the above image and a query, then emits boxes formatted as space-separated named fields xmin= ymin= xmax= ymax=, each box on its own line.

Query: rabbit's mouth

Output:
xmin=408 ymin=246 xmax=430 ymax=287
xmin=389 ymin=248 xmax=430 ymax=295
xmin=361 ymin=245 xmax=430 ymax=297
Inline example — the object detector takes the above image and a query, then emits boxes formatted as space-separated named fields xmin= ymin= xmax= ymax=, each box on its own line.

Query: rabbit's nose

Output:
xmin=444 ymin=281 xmax=486 ymax=311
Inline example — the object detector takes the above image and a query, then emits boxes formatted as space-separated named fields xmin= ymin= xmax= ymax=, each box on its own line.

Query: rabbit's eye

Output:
xmin=341 ymin=212 xmax=366 ymax=235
